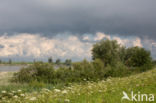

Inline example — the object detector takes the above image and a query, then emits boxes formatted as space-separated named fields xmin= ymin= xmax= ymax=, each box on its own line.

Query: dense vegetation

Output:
xmin=1 ymin=67 xmax=156 ymax=103
xmin=12 ymin=39 xmax=154 ymax=84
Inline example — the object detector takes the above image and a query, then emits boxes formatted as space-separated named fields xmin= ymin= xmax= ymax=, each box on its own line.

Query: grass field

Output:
xmin=0 ymin=68 xmax=155 ymax=103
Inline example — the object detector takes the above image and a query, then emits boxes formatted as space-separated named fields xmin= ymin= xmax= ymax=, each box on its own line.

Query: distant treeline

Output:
xmin=0 ymin=58 xmax=72 ymax=66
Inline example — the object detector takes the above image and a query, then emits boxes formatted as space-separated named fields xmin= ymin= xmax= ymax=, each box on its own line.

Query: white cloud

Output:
xmin=83 ymin=36 xmax=90 ymax=41
xmin=112 ymin=36 xmax=128 ymax=46
xmin=94 ymin=32 xmax=110 ymax=41
xmin=133 ymin=37 xmax=142 ymax=47
xmin=0 ymin=33 xmax=92 ymax=61
xmin=1 ymin=32 xmax=154 ymax=61
xmin=93 ymin=32 xmax=142 ymax=48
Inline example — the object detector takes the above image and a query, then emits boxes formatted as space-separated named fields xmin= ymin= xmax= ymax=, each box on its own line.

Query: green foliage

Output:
xmin=64 ymin=59 xmax=72 ymax=66
xmin=124 ymin=47 xmax=153 ymax=70
xmin=12 ymin=59 xmax=153 ymax=85
xmin=29 ymin=81 xmax=46 ymax=88
xmin=118 ymin=46 xmax=127 ymax=62
xmin=12 ymin=62 xmax=55 ymax=83
xmin=92 ymin=59 xmax=105 ymax=78
xmin=4 ymin=68 xmax=156 ymax=103
xmin=111 ymin=62 xmax=130 ymax=77
xmin=73 ymin=59 xmax=95 ymax=81
xmin=48 ymin=57 xmax=53 ymax=63
xmin=92 ymin=40 xmax=121 ymax=66
xmin=92 ymin=39 xmax=153 ymax=71
xmin=153 ymin=60 xmax=156 ymax=64
xmin=55 ymin=59 xmax=61 ymax=65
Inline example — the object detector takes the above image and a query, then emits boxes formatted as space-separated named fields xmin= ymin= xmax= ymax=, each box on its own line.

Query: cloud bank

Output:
xmin=1 ymin=32 xmax=154 ymax=61
xmin=0 ymin=33 xmax=92 ymax=61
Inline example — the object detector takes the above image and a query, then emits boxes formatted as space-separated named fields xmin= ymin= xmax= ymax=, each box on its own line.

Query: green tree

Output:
xmin=92 ymin=39 xmax=121 ymax=66
xmin=118 ymin=46 xmax=127 ymax=62
xmin=125 ymin=47 xmax=152 ymax=67
xmin=64 ymin=59 xmax=72 ymax=66
xmin=55 ymin=59 xmax=61 ymax=65
xmin=48 ymin=57 xmax=53 ymax=63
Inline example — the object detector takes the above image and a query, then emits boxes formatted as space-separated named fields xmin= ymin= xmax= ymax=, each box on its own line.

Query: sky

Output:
xmin=0 ymin=0 xmax=156 ymax=62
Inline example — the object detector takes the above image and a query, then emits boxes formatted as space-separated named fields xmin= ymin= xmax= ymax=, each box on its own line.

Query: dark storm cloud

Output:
xmin=0 ymin=0 xmax=156 ymax=38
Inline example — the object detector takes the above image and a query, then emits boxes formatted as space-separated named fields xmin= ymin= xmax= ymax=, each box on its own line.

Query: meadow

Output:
xmin=0 ymin=67 xmax=155 ymax=103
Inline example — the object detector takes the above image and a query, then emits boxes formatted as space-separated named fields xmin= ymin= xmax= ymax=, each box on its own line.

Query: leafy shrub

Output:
xmin=12 ymin=62 xmax=55 ymax=83
xmin=71 ymin=59 xmax=95 ymax=81
xmin=92 ymin=59 xmax=105 ymax=78
xmin=112 ymin=62 xmax=130 ymax=77
xmin=99 ymin=61 xmax=130 ymax=77
xmin=12 ymin=59 xmax=153 ymax=85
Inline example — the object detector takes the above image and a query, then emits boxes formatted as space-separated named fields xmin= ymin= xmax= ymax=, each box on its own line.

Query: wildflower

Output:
xmin=12 ymin=91 xmax=15 ymax=93
xmin=64 ymin=99 xmax=70 ymax=103
xmin=42 ymin=88 xmax=50 ymax=92
xmin=88 ymin=86 xmax=92 ymax=89
xmin=54 ymin=89 xmax=61 ymax=93
xmin=2 ymin=97 xmax=5 ymax=100
xmin=1 ymin=91 xmax=6 ymax=94
xmin=83 ymin=78 xmax=87 ymax=81
xmin=20 ymin=94 xmax=25 ymax=97
xmin=29 ymin=97 xmax=37 ymax=101
xmin=18 ymin=90 xmax=22 ymax=92
xmin=98 ymin=90 xmax=102 ymax=92
xmin=62 ymin=90 xmax=68 ymax=94
xmin=67 ymin=87 xmax=72 ymax=90
xmin=13 ymin=95 xmax=18 ymax=99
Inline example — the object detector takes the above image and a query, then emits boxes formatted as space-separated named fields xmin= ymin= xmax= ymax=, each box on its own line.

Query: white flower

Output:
xmin=2 ymin=97 xmax=5 ymax=100
xmin=1 ymin=91 xmax=6 ymax=94
xmin=88 ymin=86 xmax=92 ymax=89
xmin=64 ymin=99 xmax=70 ymax=102
xmin=13 ymin=95 xmax=18 ymax=99
xmin=62 ymin=90 xmax=68 ymax=94
xmin=29 ymin=97 xmax=37 ymax=101
xmin=12 ymin=91 xmax=15 ymax=93
xmin=83 ymin=78 xmax=87 ymax=81
xmin=42 ymin=88 xmax=50 ymax=92
xmin=54 ymin=89 xmax=61 ymax=93
xmin=20 ymin=94 xmax=25 ymax=97
xmin=18 ymin=90 xmax=22 ymax=92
